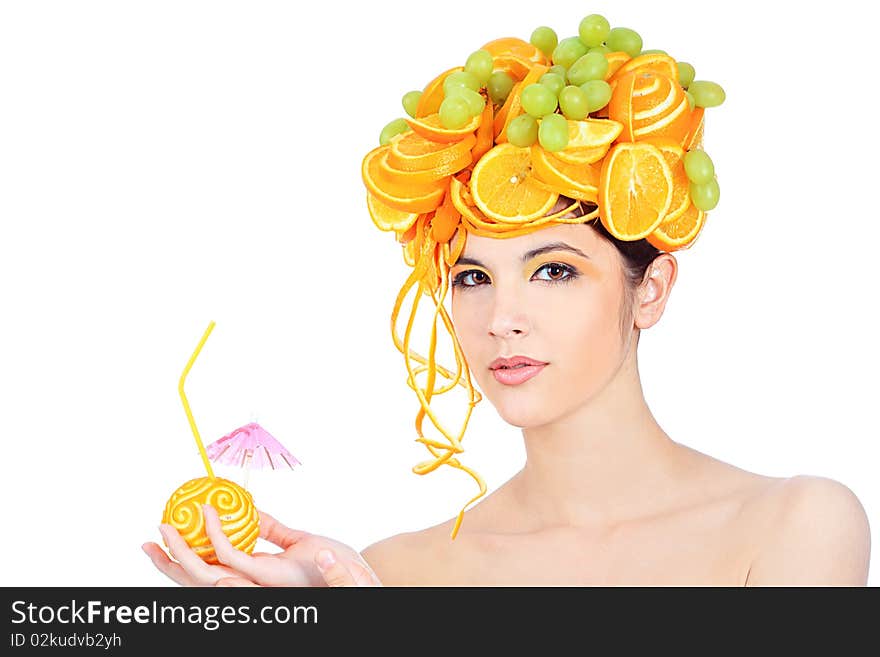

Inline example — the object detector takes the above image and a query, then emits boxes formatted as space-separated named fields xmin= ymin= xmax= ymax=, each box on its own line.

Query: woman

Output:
xmin=143 ymin=18 xmax=871 ymax=586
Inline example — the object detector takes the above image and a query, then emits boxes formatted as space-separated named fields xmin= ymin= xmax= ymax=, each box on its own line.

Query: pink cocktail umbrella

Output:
xmin=206 ymin=422 xmax=301 ymax=489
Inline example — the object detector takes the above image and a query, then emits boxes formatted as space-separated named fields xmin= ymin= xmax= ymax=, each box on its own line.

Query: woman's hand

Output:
xmin=142 ymin=505 xmax=382 ymax=587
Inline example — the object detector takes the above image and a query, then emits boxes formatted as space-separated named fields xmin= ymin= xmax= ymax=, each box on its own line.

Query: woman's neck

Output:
xmin=510 ymin=348 xmax=690 ymax=533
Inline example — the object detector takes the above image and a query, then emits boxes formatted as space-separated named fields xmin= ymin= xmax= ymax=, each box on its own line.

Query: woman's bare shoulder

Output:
xmin=743 ymin=474 xmax=871 ymax=585
xmin=359 ymin=523 xmax=458 ymax=586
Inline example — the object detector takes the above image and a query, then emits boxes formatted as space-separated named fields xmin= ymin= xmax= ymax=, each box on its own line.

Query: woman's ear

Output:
xmin=633 ymin=253 xmax=678 ymax=330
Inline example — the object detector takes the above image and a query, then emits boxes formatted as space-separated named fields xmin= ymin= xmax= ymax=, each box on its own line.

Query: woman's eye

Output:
xmin=533 ymin=263 xmax=575 ymax=283
xmin=454 ymin=270 xmax=489 ymax=287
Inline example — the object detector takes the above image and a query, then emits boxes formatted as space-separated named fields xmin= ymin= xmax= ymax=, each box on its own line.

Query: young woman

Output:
xmin=143 ymin=18 xmax=871 ymax=586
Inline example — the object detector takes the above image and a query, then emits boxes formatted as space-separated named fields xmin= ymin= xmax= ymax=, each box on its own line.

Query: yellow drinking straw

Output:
xmin=178 ymin=320 xmax=216 ymax=480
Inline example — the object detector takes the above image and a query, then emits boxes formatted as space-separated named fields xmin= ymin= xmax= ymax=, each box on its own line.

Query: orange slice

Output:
xmin=553 ymin=118 xmax=623 ymax=164
xmin=604 ymin=51 xmax=632 ymax=81
xmin=469 ymin=143 xmax=559 ymax=223
xmin=608 ymin=70 xmax=691 ymax=144
xmin=598 ymin=142 xmax=673 ymax=240
xmin=683 ymin=106 xmax=704 ymax=150
xmin=362 ymin=145 xmax=447 ymax=213
xmin=493 ymin=64 xmax=548 ymax=143
xmin=387 ymin=131 xmax=476 ymax=172
xmin=609 ymin=53 xmax=678 ymax=83
xmin=491 ymin=54 xmax=534 ymax=81
xmin=415 ymin=66 xmax=464 ymax=118
xmin=530 ymin=145 xmax=600 ymax=203
xmin=481 ymin=37 xmax=549 ymax=65
xmin=406 ymin=112 xmax=482 ymax=143
xmin=646 ymin=201 xmax=706 ymax=251
xmin=379 ymin=142 xmax=469 ymax=185
xmin=643 ymin=137 xmax=689 ymax=224
xmin=367 ymin=192 xmax=421 ymax=232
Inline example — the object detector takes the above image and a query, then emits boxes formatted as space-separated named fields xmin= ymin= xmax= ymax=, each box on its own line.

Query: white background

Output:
xmin=1 ymin=0 xmax=877 ymax=586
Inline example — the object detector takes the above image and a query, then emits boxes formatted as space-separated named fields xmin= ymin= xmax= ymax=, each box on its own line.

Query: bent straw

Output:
xmin=178 ymin=320 xmax=216 ymax=480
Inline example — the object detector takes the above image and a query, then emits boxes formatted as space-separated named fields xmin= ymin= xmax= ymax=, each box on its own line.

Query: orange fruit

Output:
xmin=494 ymin=64 xmax=548 ymax=143
xmin=406 ymin=112 xmax=482 ymax=143
xmin=387 ymin=131 xmax=476 ymax=172
xmin=362 ymin=145 xmax=447 ymax=213
xmin=604 ymin=51 xmax=632 ymax=81
xmin=608 ymin=70 xmax=691 ymax=144
xmin=598 ymin=142 xmax=673 ymax=240
xmin=469 ymin=143 xmax=559 ymax=223
xmin=643 ymin=137 xmax=690 ymax=224
xmin=415 ymin=66 xmax=464 ymax=118
xmin=646 ymin=201 xmax=706 ymax=251
xmin=683 ymin=106 xmax=704 ymax=151
xmin=609 ymin=53 xmax=678 ymax=83
xmin=470 ymin=101 xmax=496 ymax=163
xmin=380 ymin=140 xmax=471 ymax=184
xmin=530 ymin=145 xmax=600 ymax=203
xmin=367 ymin=192 xmax=421 ymax=232
xmin=481 ymin=37 xmax=549 ymax=65
xmin=553 ymin=118 xmax=623 ymax=164
xmin=491 ymin=54 xmax=534 ymax=81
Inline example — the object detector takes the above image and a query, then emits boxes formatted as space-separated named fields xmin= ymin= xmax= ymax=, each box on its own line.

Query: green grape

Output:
xmin=683 ymin=150 xmax=715 ymax=184
xmin=685 ymin=91 xmax=695 ymax=110
xmin=530 ymin=26 xmax=558 ymax=58
xmin=379 ymin=118 xmax=410 ymax=145
xmin=521 ymin=83 xmax=558 ymax=118
xmin=579 ymin=79 xmax=613 ymax=112
xmin=487 ymin=71 xmax=515 ymax=104
xmin=443 ymin=70 xmax=481 ymax=96
xmin=538 ymin=113 xmax=569 ymax=151
xmin=552 ymin=37 xmax=588 ymax=68
xmin=439 ymin=95 xmax=472 ymax=129
xmin=677 ymin=62 xmax=696 ymax=88
xmin=689 ymin=80 xmax=725 ymax=107
xmin=690 ymin=179 xmax=720 ymax=211
xmin=578 ymin=14 xmax=610 ymax=48
xmin=559 ymin=85 xmax=589 ymax=120
xmin=639 ymin=49 xmax=668 ymax=56
xmin=507 ymin=114 xmax=539 ymax=147
xmin=447 ymin=86 xmax=485 ymax=117
xmin=465 ymin=50 xmax=494 ymax=86
xmin=548 ymin=64 xmax=568 ymax=82
xmin=588 ymin=45 xmax=611 ymax=54
xmin=539 ymin=72 xmax=565 ymax=97
xmin=402 ymin=91 xmax=422 ymax=118
xmin=606 ymin=27 xmax=642 ymax=57
xmin=567 ymin=51 xmax=609 ymax=86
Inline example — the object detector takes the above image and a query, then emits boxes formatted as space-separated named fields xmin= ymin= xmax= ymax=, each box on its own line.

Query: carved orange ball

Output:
xmin=161 ymin=476 xmax=259 ymax=564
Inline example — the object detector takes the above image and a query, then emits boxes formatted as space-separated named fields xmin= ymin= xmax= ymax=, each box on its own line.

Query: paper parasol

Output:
xmin=206 ymin=422 xmax=301 ymax=489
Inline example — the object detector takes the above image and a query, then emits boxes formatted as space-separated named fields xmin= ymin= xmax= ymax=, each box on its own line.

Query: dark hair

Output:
xmin=564 ymin=199 xmax=663 ymax=341
xmin=586 ymin=215 xmax=663 ymax=290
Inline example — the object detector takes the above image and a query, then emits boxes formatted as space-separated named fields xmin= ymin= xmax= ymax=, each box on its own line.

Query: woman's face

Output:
xmin=449 ymin=221 xmax=633 ymax=428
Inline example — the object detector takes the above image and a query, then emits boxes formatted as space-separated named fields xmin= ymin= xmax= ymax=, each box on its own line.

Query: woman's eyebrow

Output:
xmin=455 ymin=242 xmax=591 ymax=267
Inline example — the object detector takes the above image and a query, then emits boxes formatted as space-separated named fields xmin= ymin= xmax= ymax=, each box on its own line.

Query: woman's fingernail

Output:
xmin=316 ymin=549 xmax=336 ymax=570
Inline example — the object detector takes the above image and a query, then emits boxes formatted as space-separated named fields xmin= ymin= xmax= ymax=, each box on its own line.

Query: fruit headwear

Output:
xmin=361 ymin=14 xmax=724 ymax=540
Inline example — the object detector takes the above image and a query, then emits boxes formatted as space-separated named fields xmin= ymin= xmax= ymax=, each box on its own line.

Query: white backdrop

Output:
xmin=1 ymin=0 xmax=876 ymax=586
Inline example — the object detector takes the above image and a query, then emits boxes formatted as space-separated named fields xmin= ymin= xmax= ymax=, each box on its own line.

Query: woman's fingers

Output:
xmin=347 ymin=559 xmax=383 ymax=587
xmin=158 ymin=524 xmax=225 ymax=586
xmin=203 ymin=505 xmax=300 ymax=585
xmin=142 ymin=542 xmax=198 ymax=587
xmin=315 ymin=549 xmax=379 ymax=587
xmin=256 ymin=509 xmax=309 ymax=548
xmin=215 ymin=577 xmax=259 ymax=587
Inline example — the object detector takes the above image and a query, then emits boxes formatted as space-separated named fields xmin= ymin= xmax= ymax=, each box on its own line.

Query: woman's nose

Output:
xmin=487 ymin=288 xmax=530 ymax=339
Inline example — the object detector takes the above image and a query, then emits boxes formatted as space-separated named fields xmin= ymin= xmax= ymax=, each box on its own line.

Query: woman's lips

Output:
xmin=491 ymin=363 xmax=548 ymax=385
